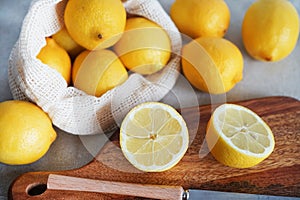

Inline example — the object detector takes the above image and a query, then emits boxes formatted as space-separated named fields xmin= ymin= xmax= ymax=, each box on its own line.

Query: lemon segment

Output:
xmin=206 ymin=104 xmax=275 ymax=168
xmin=120 ymin=102 xmax=189 ymax=172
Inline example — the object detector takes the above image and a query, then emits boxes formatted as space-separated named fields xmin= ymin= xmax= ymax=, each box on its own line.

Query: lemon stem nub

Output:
xmin=264 ymin=57 xmax=272 ymax=62
xmin=241 ymin=128 xmax=247 ymax=133
xmin=97 ymin=34 xmax=103 ymax=39
xmin=150 ymin=134 xmax=157 ymax=140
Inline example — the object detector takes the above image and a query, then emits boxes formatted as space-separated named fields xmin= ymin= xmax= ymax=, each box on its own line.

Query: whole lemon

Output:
xmin=114 ymin=17 xmax=171 ymax=75
xmin=170 ymin=0 xmax=230 ymax=38
xmin=37 ymin=37 xmax=71 ymax=84
xmin=64 ymin=0 xmax=126 ymax=50
xmin=0 ymin=100 xmax=56 ymax=165
xmin=182 ymin=37 xmax=243 ymax=94
xmin=72 ymin=50 xmax=128 ymax=97
xmin=242 ymin=0 xmax=299 ymax=62
xmin=52 ymin=26 xmax=85 ymax=59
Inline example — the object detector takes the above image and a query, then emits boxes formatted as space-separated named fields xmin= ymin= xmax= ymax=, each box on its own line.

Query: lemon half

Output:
xmin=120 ymin=102 xmax=189 ymax=172
xmin=206 ymin=104 xmax=275 ymax=168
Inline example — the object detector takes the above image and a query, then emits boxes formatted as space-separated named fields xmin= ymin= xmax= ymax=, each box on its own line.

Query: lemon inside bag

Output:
xmin=120 ymin=102 xmax=189 ymax=172
xmin=206 ymin=104 xmax=275 ymax=168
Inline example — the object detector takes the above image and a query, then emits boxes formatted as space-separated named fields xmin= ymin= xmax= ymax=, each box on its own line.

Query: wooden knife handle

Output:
xmin=48 ymin=174 xmax=186 ymax=200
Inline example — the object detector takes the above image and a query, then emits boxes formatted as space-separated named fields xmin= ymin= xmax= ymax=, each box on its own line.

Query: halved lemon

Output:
xmin=120 ymin=102 xmax=189 ymax=172
xmin=206 ymin=104 xmax=275 ymax=168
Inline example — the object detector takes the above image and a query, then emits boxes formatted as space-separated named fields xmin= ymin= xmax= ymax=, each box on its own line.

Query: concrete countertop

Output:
xmin=0 ymin=0 xmax=299 ymax=199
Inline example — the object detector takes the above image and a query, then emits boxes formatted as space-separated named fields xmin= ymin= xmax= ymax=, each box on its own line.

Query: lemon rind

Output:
xmin=120 ymin=102 xmax=189 ymax=172
xmin=211 ymin=104 xmax=275 ymax=158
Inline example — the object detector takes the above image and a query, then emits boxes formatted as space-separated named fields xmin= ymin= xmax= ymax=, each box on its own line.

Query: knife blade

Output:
xmin=185 ymin=189 xmax=300 ymax=200
xmin=47 ymin=174 xmax=299 ymax=200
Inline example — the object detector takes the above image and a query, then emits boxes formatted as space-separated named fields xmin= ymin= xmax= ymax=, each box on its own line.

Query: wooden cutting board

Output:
xmin=9 ymin=96 xmax=300 ymax=199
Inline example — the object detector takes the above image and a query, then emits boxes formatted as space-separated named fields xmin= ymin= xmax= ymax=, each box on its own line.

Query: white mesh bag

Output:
xmin=8 ymin=0 xmax=182 ymax=135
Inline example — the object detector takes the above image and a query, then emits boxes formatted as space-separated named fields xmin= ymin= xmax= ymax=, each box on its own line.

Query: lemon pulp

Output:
xmin=120 ymin=102 xmax=189 ymax=172
xmin=206 ymin=104 xmax=275 ymax=168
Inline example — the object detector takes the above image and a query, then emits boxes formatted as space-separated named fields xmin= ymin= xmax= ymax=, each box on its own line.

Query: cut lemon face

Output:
xmin=206 ymin=104 xmax=275 ymax=168
xmin=120 ymin=102 xmax=189 ymax=172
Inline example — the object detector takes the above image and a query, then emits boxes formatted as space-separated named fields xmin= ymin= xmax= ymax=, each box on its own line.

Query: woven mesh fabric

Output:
xmin=8 ymin=0 xmax=182 ymax=135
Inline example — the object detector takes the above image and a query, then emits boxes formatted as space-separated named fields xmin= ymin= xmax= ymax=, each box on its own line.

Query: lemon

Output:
xmin=114 ymin=17 xmax=171 ymax=75
xmin=206 ymin=104 xmax=275 ymax=168
xmin=72 ymin=49 xmax=128 ymax=97
xmin=182 ymin=37 xmax=243 ymax=94
xmin=0 ymin=100 xmax=56 ymax=165
xmin=120 ymin=102 xmax=189 ymax=172
xmin=170 ymin=0 xmax=230 ymax=38
xmin=64 ymin=0 xmax=126 ymax=50
xmin=37 ymin=37 xmax=71 ymax=85
xmin=52 ymin=26 xmax=85 ymax=59
xmin=242 ymin=0 xmax=299 ymax=62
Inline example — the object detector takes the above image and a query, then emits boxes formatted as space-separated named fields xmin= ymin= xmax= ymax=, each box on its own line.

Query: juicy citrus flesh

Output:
xmin=0 ymin=100 xmax=56 ymax=165
xmin=182 ymin=37 xmax=243 ymax=94
xmin=64 ymin=0 xmax=126 ymax=50
xmin=242 ymin=0 xmax=299 ymax=62
xmin=52 ymin=26 xmax=85 ymax=59
xmin=72 ymin=49 xmax=128 ymax=97
xmin=170 ymin=0 xmax=230 ymax=38
xmin=120 ymin=102 xmax=189 ymax=172
xmin=114 ymin=17 xmax=171 ymax=75
xmin=37 ymin=38 xmax=71 ymax=84
xmin=206 ymin=104 xmax=275 ymax=168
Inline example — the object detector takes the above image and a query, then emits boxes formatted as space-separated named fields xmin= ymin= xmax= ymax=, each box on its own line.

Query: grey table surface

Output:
xmin=0 ymin=0 xmax=299 ymax=199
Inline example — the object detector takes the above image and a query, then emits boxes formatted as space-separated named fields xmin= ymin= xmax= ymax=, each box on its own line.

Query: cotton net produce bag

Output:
xmin=8 ymin=0 xmax=182 ymax=135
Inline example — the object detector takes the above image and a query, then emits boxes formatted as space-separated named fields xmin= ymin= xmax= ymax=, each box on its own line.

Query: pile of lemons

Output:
xmin=0 ymin=0 xmax=172 ymax=166
xmin=171 ymin=0 xmax=299 ymax=94
xmin=0 ymin=0 xmax=298 ymax=170
xmin=121 ymin=0 xmax=298 ymax=171
xmin=38 ymin=0 xmax=172 ymax=97
xmin=37 ymin=0 xmax=300 ymax=97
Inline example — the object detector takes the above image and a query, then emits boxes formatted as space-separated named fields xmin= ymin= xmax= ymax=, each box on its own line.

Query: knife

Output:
xmin=47 ymin=174 xmax=299 ymax=199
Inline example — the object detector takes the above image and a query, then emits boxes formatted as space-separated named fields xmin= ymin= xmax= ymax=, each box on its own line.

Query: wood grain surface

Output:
xmin=9 ymin=96 xmax=300 ymax=199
